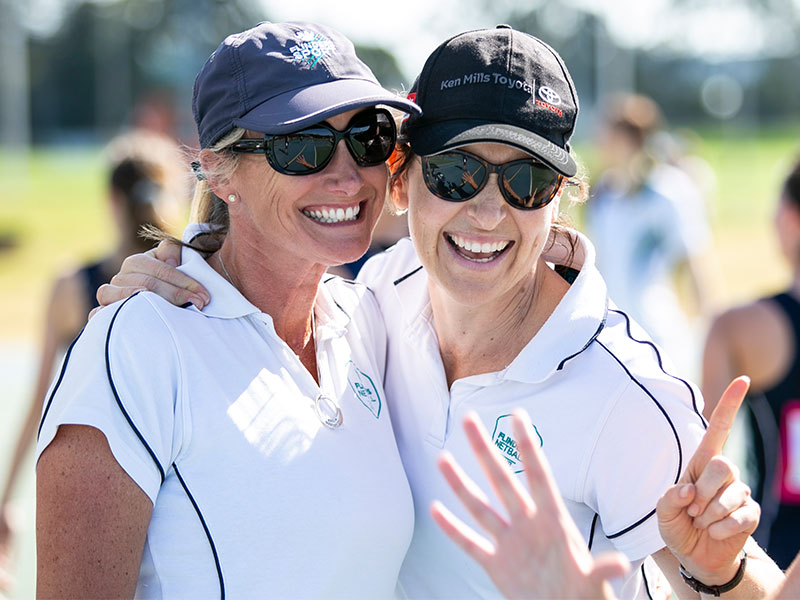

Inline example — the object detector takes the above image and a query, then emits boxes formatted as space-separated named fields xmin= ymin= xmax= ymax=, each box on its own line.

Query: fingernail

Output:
xmin=688 ymin=503 xmax=699 ymax=517
xmin=679 ymin=484 xmax=691 ymax=499
xmin=166 ymin=258 xmax=178 ymax=267
xmin=190 ymin=297 xmax=204 ymax=310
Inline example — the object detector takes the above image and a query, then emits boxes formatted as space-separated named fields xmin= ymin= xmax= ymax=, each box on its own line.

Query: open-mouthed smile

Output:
xmin=446 ymin=233 xmax=512 ymax=263
xmin=302 ymin=203 xmax=361 ymax=224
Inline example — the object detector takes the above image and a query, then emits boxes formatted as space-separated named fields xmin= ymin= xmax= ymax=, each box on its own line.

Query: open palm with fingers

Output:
xmin=431 ymin=411 xmax=629 ymax=600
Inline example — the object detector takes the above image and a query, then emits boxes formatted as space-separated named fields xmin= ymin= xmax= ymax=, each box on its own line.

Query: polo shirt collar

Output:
xmin=179 ymin=245 xmax=261 ymax=319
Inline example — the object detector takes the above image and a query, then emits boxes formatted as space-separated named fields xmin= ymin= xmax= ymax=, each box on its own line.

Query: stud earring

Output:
xmin=227 ymin=194 xmax=237 ymax=203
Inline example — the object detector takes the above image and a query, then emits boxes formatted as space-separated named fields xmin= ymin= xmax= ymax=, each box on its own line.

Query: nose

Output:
xmin=466 ymin=175 xmax=507 ymax=230
xmin=321 ymin=140 xmax=366 ymax=196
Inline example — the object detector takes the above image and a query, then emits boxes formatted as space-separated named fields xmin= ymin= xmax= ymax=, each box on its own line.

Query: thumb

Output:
xmin=591 ymin=551 xmax=630 ymax=582
xmin=657 ymin=483 xmax=696 ymax=522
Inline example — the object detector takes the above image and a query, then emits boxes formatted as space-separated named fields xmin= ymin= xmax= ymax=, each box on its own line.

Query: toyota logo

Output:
xmin=538 ymin=86 xmax=561 ymax=106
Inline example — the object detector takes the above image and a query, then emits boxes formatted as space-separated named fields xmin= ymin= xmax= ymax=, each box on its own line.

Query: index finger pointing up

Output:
xmin=683 ymin=376 xmax=749 ymax=483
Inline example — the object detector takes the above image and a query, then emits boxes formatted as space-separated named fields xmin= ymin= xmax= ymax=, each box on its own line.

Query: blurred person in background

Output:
xmin=702 ymin=157 xmax=800 ymax=570
xmin=0 ymin=129 xmax=186 ymax=593
xmin=585 ymin=94 xmax=713 ymax=379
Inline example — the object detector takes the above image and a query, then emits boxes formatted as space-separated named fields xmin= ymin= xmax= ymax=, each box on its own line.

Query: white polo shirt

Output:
xmin=36 ymin=245 xmax=414 ymax=599
xmin=358 ymin=234 xmax=707 ymax=599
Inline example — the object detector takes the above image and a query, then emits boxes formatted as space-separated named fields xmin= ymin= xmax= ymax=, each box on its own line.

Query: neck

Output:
xmin=430 ymin=260 xmax=568 ymax=387
xmin=213 ymin=237 xmax=326 ymax=382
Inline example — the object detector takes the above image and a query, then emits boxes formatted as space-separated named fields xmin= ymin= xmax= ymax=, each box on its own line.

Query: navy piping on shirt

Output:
xmin=557 ymin=299 xmax=609 ymax=371
xmin=173 ymin=464 xmax=225 ymax=599
xmin=393 ymin=266 xmax=423 ymax=286
xmin=610 ymin=309 xmax=707 ymax=429
xmin=104 ymin=293 xmax=167 ymax=484
xmin=587 ymin=513 xmax=599 ymax=550
xmin=641 ymin=563 xmax=654 ymax=600
xmin=595 ymin=337 xmax=684 ymax=538
xmin=37 ymin=328 xmax=86 ymax=440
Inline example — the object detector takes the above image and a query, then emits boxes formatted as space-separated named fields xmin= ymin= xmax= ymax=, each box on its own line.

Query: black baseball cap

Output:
xmin=405 ymin=25 xmax=579 ymax=177
xmin=193 ymin=21 xmax=421 ymax=148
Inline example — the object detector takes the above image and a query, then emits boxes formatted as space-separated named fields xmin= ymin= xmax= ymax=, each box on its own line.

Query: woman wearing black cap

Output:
xmin=95 ymin=26 xmax=781 ymax=599
xmin=35 ymin=21 xmax=420 ymax=598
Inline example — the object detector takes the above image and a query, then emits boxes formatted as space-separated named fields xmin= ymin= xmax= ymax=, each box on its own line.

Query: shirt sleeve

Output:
xmin=582 ymin=366 xmax=706 ymax=562
xmin=35 ymin=293 xmax=184 ymax=504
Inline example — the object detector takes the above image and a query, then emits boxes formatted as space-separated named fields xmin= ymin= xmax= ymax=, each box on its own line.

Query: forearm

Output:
xmin=772 ymin=553 xmax=800 ymax=599
xmin=666 ymin=539 xmax=784 ymax=600
xmin=705 ymin=539 xmax=784 ymax=600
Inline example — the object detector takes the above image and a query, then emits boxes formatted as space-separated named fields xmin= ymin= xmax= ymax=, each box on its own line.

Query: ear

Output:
xmin=199 ymin=149 xmax=234 ymax=201
xmin=390 ymin=167 xmax=410 ymax=212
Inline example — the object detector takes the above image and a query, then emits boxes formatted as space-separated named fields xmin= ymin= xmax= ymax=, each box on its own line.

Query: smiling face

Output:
xmin=221 ymin=108 xmax=388 ymax=270
xmin=395 ymin=142 xmax=560 ymax=308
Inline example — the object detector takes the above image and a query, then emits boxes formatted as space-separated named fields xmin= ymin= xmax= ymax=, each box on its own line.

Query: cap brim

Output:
xmin=234 ymin=78 xmax=420 ymax=134
xmin=408 ymin=120 xmax=576 ymax=177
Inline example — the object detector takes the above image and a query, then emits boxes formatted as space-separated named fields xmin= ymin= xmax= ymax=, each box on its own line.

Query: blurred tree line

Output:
xmin=7 ymin=0 xmax=800 ymax=144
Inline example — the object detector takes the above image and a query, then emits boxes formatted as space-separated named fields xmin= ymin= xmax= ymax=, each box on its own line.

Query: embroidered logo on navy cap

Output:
xmin=492 ymin=414 xmax=543 ymax=473
xmin=347 ymin=361 xmax=382 ymax=418
xmin=288 ymin=30 xmax=336 ymax=68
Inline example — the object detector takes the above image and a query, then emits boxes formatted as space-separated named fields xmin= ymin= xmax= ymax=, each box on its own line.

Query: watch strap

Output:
xmin=679 ymin=550 xmax=747 ymax=597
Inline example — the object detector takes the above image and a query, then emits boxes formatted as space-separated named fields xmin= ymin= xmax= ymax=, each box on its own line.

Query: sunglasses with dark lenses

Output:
xmin=229 ymin=108 xmax=396 ymax=175
xmin=421 ymin=150 xmax=564 ymax=210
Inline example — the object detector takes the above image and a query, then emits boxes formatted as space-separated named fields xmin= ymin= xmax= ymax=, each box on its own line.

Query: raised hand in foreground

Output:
xmin=657 ymin=376 xmax=783 ymax=598
xmin=431 ymin=411 xmax=629 ymax=600
xmin=433 ymin=377 xmax=784 ymax=599
xmin=657 ymin=376 xmax=757 ymax=581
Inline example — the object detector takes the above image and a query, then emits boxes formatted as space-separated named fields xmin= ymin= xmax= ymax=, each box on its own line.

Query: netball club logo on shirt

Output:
xmin=288 ymin=30 xmax=336 ymax=68
xmin=491 ymin=414 xmax=543 ymax=473
xmin=347 ymin=361 xmax=381 ymax=419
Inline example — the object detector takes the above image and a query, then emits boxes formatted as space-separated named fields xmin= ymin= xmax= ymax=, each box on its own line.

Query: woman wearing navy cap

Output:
xmin=35 ymin=21 xmax=420 ymax=598
xmin=95 ymin=26 xmax=782 ymax=598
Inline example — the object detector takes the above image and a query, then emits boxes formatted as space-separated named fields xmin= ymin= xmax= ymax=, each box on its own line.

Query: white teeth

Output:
xmin=448 ymin=234 xmax=510 ymax=257
xmin=303 ymin=204 xmax=361 ymax=224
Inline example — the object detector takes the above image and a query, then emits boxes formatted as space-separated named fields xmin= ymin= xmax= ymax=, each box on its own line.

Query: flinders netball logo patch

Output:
xmin=492 ymin=414 xmax=543 ymax=473
xmin=347 ymin=361 xmax=381 ymax=419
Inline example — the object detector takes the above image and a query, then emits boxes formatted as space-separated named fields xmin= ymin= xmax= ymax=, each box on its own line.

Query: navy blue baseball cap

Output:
xmin=193 ymin=21 xmax=421 ymax=148
xmin=405 ymin=25 xmax=579 ymax=177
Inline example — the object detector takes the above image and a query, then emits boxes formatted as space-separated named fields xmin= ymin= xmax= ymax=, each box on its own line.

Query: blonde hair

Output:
xmin=143 ymin=128 xmax=245 ymax=252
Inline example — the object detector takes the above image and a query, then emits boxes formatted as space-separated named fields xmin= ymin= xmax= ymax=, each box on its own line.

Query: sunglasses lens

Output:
xmin=267 ymin=128 xmax=335 ymax=174
xmin=501 ymin=162 xmax=562 ymax=209
xmin=423 ymin=153 xmax=487 ymax=201
xmin=347 ymin=110 xmax=396 ymax=166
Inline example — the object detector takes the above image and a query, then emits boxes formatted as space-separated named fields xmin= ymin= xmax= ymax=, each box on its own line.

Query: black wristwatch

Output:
xmin=679 ymin=550 xmax=747 ymax=597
